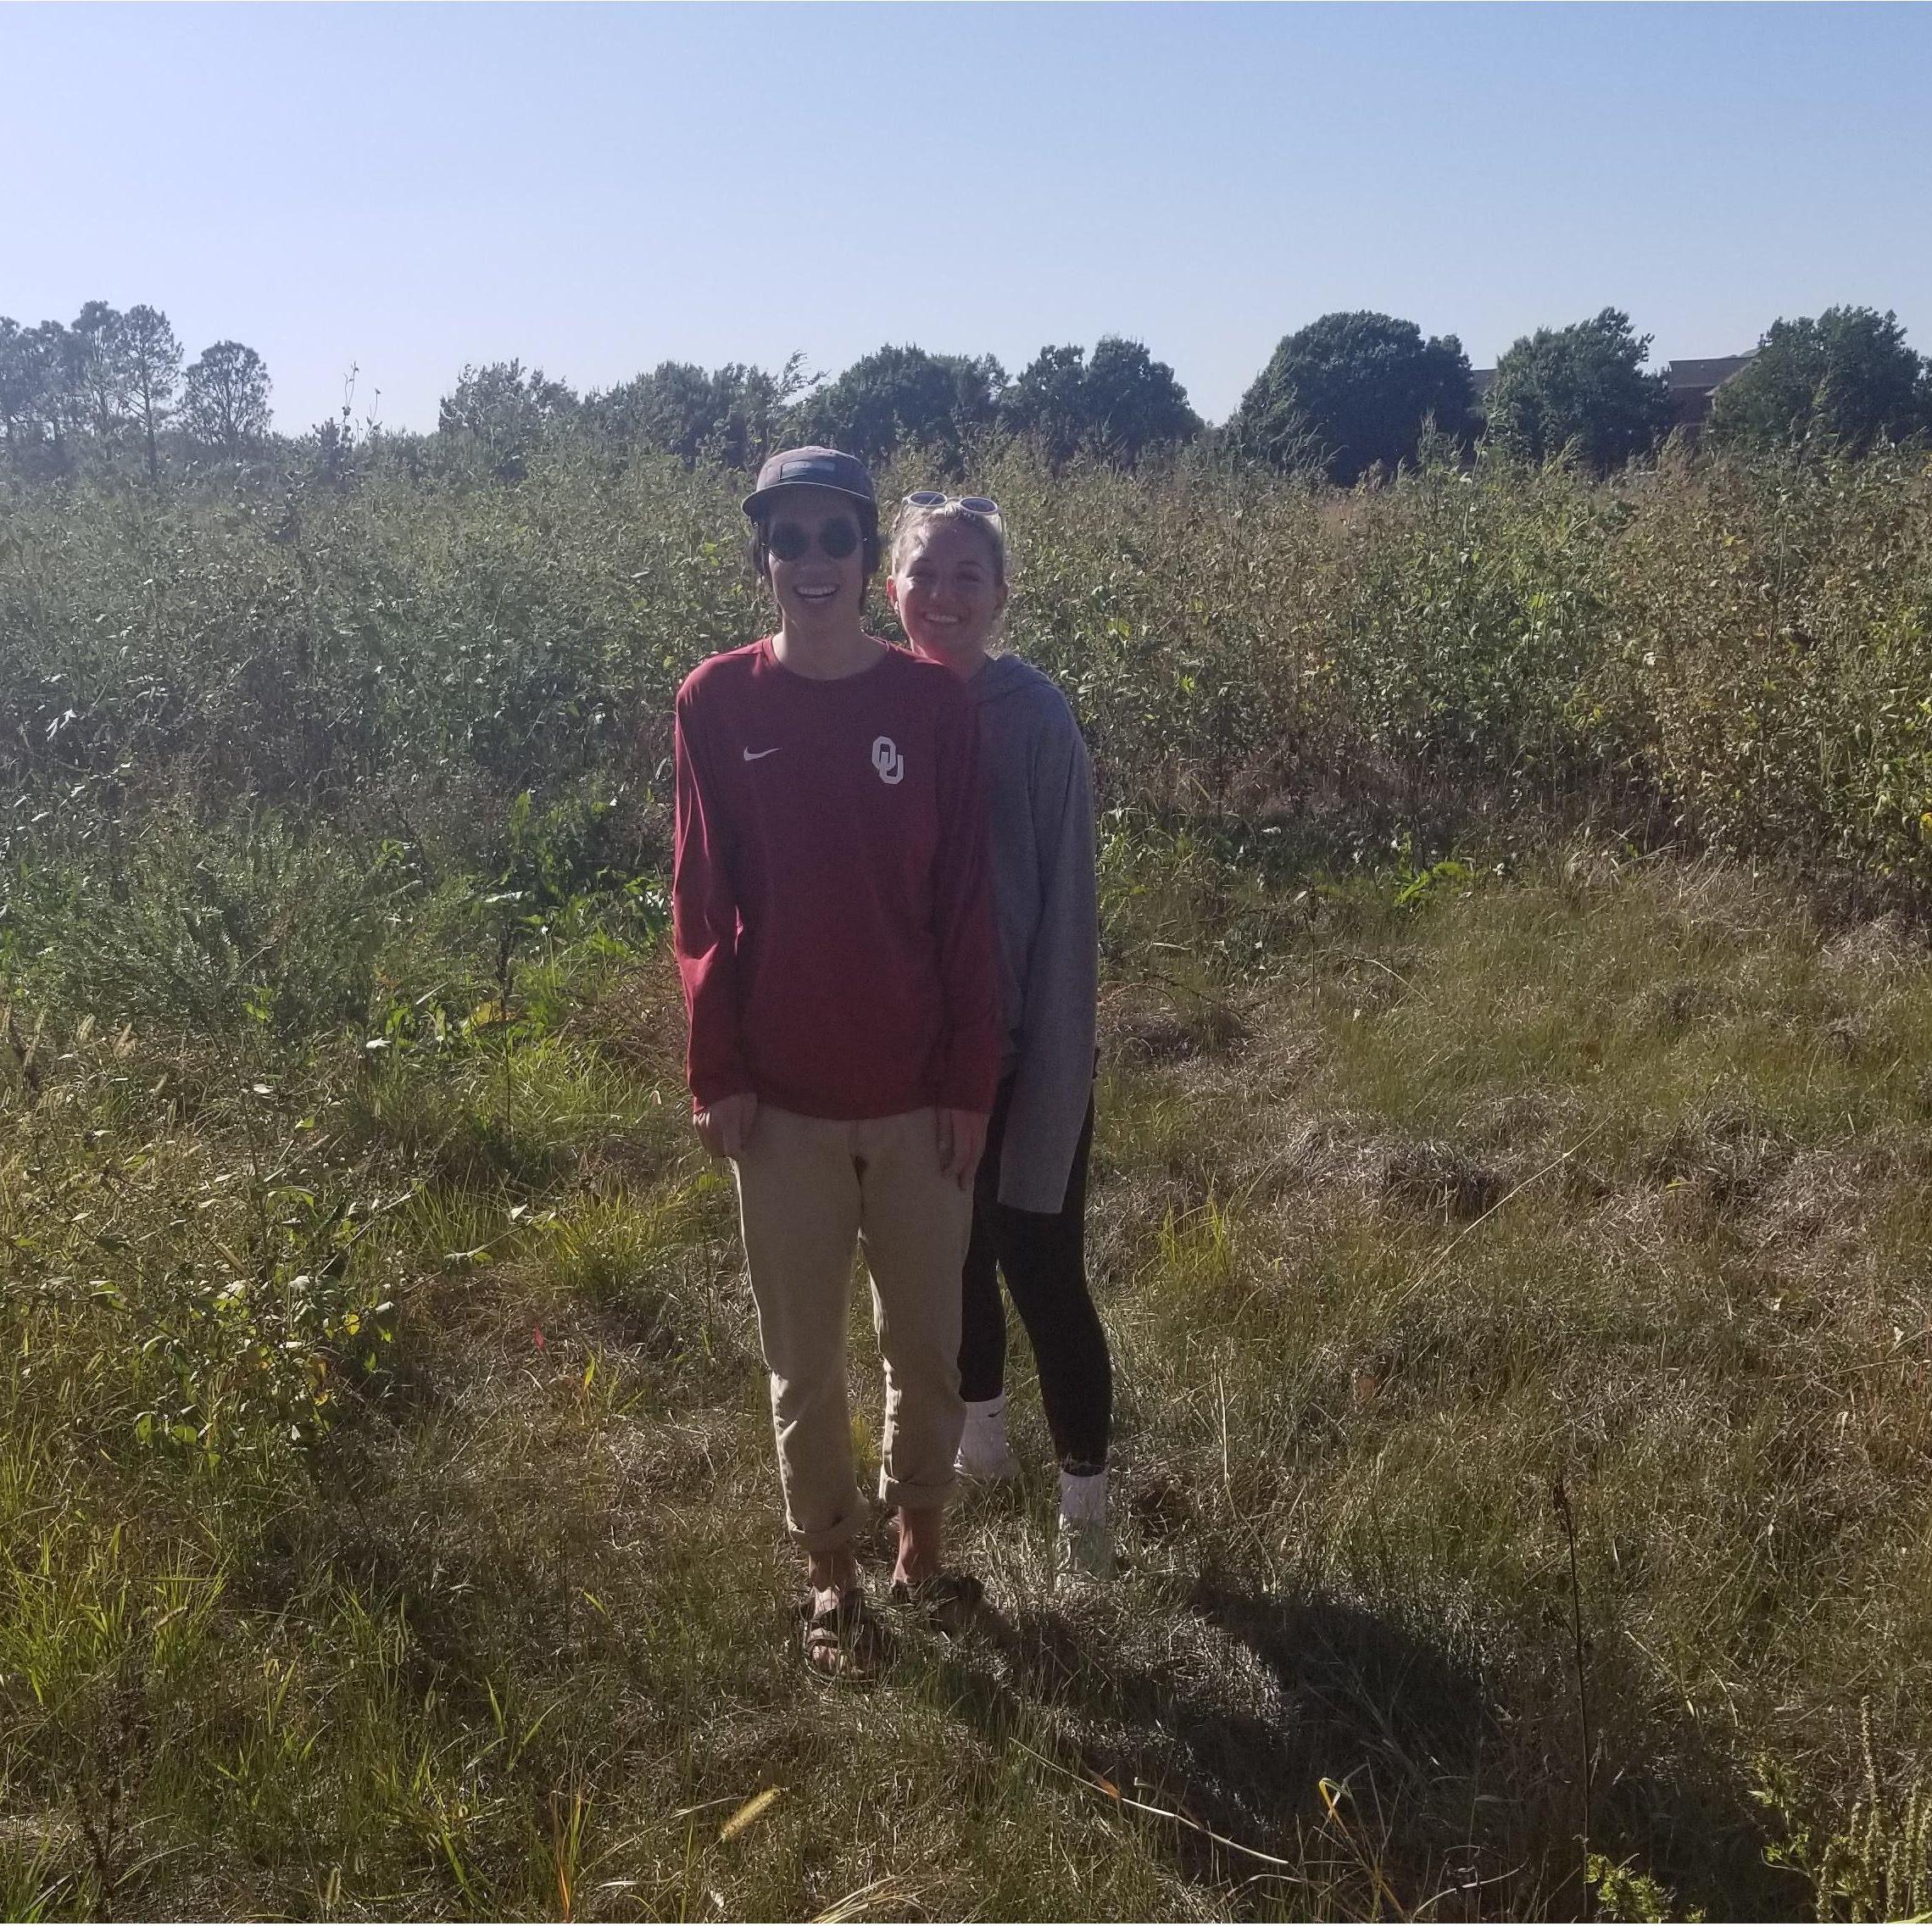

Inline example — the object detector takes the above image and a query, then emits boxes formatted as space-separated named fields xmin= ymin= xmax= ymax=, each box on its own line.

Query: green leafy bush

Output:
xmin=6 ymin=807 xmax=406 ymax=1043
xmin=1608 ymin=445 xmax=1932 ymax=886
xmin=3 ymin=430 xmax=1931 ymax=921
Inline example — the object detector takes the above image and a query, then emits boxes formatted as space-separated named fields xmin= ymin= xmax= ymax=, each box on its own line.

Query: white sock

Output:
xmin=1058 ymin=1466 xmax=1108 ymax=1528
xmin=957 ymin=1396 xmax=1013 ymax=1470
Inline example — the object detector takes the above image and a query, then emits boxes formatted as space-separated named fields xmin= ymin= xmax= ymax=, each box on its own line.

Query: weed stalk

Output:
xmin=1552 ymin=1473 xmax=1595 ymax=1921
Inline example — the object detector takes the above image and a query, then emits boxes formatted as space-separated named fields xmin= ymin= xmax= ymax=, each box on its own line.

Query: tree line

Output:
xmin=425 ymin=303 xmax=1932 ymax=487
xmin=0 ymin=302 xmax=273 ymax=481
xmin=433 ymin=337 xmax=1204 ymax=483
xmin=4 ymin=294 xmax=1928 ymax=492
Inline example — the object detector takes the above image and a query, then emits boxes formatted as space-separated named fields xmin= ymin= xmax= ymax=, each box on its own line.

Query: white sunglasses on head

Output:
xmin=903 ymin=489 xmax=1002 ymax=522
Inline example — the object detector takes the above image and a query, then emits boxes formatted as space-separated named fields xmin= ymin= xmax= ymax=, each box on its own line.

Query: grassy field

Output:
xmin=3 ymin=818 xmax=1931 ymax=1921
xmin=3 ymin=439 xmax=1931 ymax=1918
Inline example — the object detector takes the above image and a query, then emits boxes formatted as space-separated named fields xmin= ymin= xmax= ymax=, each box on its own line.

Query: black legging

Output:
xmin=959 ymin=1077 xmax=1112 ymax=1474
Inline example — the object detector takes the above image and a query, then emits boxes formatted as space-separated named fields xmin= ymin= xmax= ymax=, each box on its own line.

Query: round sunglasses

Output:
xmin=765 ymin=515 xmax=860 ymax=563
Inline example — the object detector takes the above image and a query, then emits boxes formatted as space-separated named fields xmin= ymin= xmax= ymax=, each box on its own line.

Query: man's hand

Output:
xmin=694 ymin=1091 xmax=759 ymax=1160
xmin=935 ymin=1107 xmax=988 ymax=1189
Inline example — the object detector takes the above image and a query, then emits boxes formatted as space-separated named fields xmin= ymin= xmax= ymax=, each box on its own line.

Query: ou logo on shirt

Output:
xmin=871 ymin=735 xmax=904 ymax=785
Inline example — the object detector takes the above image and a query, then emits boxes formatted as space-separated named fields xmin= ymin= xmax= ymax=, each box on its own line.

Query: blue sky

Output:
xmin=5 ymin=3 xmax=1929 ymax=434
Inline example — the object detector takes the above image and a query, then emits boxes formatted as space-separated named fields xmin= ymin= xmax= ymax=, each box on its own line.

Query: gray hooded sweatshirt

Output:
xmin=970 ymin=653 xmax=1099 ymax=1215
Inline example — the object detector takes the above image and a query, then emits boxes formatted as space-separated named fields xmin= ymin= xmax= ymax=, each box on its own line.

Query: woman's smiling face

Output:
xmin=888 ymin=521 xmax=1007 ymax=670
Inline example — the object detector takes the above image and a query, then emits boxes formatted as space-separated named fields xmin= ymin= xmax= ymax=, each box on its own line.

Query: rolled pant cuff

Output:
xmin=788 ymin=1492 xmax=866 ymax=1554
xmin=879 ymin=1473 xmax=957 ymax=1513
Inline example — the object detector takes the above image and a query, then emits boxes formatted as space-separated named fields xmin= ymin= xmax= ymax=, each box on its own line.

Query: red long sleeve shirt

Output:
xmin=672 ymin=637 xmax=1000 ymax=1121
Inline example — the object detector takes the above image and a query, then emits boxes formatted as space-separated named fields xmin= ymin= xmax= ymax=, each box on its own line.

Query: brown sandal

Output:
xmin=800 ymin=1588 xmax=888 ymax=1681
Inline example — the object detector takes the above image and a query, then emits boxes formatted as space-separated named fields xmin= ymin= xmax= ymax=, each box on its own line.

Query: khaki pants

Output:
xmin=732 ymin=1105 xmax=972 ymax=1551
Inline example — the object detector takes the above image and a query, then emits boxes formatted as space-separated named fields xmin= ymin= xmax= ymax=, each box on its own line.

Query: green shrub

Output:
xmin=1609 ymin=445 xmax=1932 ymax=888
xmin=4 ymin=431 xmax=1932 ymax=944
xmin=5 ymin=806 xmax=407 ymax=1043
xmin=1328 ymin=452 xmax=1626 ymax=792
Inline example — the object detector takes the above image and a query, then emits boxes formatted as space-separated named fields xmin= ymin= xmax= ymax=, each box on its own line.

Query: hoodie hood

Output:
xmin=971 ymin=652 xmax=1051 ymax=709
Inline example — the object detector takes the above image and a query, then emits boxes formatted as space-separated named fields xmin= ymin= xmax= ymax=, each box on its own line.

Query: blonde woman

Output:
xmin=887 ymin=491 xmax=1114 ymax=1582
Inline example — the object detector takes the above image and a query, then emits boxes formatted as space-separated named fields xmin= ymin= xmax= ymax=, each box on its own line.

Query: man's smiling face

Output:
xmin=762 ymin=485 xmax=867 ymax=626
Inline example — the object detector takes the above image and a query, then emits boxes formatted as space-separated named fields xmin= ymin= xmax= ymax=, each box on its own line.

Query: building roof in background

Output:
xmin=1662 ymin=354 xmax=1757 ymax=393
xmin=1467 ymin=354 xmax=1753 ymax=416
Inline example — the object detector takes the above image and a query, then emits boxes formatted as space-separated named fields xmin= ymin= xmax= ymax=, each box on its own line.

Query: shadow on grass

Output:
xmin=920 ymin=1573 xmax=1801 ymax=1920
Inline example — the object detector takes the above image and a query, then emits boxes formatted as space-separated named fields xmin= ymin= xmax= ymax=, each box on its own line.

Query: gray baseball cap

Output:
xmin=741 ymin=446 xmax=878 ymax=522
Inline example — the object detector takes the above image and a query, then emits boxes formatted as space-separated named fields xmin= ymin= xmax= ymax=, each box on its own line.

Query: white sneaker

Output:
xmin=1055 ymin=1467 xmax=1116 ymax=1588
xmin=955 ymin=1396 xmax=1020 ymax=1480
xmin=1055 ymin=1514 xmax=1117 ymax=1589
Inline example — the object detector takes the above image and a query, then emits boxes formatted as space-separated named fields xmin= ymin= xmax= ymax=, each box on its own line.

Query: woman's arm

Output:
xmin=999 ymin=699 xmax=1100 ymax=1214
xmin=927 ymin=677 xmax=1002 ymax=1128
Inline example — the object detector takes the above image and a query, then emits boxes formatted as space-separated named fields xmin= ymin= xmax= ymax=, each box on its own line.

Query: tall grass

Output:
xmin=6 ymin=437 xmax=1930 ymax=890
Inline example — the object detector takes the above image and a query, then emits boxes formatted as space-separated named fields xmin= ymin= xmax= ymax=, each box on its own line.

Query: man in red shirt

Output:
xmin=672 ymin=447 xmax=999 ymax=1676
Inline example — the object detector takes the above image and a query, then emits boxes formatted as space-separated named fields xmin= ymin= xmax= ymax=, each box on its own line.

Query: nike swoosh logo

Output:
xmin=742 ymin=746 xmax=781 ymax=762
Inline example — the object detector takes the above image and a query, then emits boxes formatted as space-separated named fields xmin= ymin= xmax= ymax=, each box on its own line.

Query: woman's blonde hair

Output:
xmin=887 ymin=498 xmax=1010 ymax=584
